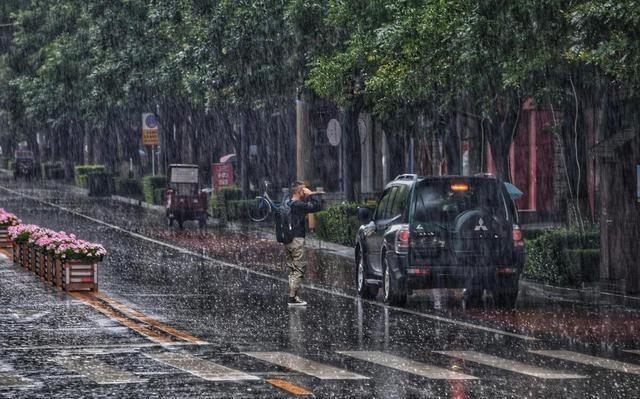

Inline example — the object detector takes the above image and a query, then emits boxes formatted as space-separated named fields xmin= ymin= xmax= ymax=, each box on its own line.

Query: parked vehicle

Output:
xmin=165 ymin=164 xmax=208 ymax=229
xmin=355 ymin=174 xmax=524 ymax=308
xmin=13 ymin=149 xmax=35 ymax=180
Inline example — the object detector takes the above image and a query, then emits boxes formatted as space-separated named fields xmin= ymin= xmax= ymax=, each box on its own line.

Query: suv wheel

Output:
xmin=356 ymin=247 xmax=377 ymax=299
xmin=382 ymin=254 xmax=407 ymax=306
xmin=495 ymin=275 xmax=519 ymax=309
xmin=463 ymin=286 xmax=484 ymax=308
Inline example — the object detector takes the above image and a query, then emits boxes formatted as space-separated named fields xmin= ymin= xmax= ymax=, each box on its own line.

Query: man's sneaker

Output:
xmin=288 ymin=296 xmax=307 ymax=307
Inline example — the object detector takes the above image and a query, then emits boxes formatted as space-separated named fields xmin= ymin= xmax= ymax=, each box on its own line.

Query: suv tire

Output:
xmin=382 ymin=254 xmax=407 ymax=306
xmin=356 ymin=247 xmax=377 ymax=299
xmin=495 ymin=275 xmax=519 ymax=309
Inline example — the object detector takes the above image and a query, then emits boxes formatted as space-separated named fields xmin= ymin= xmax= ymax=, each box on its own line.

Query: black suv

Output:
xmin=355 ymin=174 xmax=524 ymax=307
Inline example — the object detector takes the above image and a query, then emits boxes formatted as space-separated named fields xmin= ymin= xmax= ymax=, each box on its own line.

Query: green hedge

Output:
xmin=42 ymin=162 xmax=65 ymax=179
xmin=74 ymin=165 xmax=105 ymax=187
xmin=87 ymin=172 xmax=115 ymax=196
xmin=142 ymin=175 xmax=167 ymax=205
xmin=115 ymin=178 xmax=143 ymax=196
xmin=523 ymin=229 xmax=599 ymax=287
xmin=220 ymin=185 xmax=242 ymax=201
xmin=315 ymin=202 xmax=365 ymax=247
xmin=225 ymin=199 xmax=253 ymax=221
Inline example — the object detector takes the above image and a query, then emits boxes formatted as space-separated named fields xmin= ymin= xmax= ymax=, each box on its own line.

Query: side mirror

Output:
xmin=357 ymin=207 xmax=371 ymax=223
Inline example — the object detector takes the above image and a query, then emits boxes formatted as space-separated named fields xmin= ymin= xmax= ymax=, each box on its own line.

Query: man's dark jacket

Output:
xmin=289 ymin=196 xmax=323 ymax=238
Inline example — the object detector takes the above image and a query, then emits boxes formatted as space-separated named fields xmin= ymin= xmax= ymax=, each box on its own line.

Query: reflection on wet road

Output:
xmin=1 ymin=182 xmax=640 ymax=398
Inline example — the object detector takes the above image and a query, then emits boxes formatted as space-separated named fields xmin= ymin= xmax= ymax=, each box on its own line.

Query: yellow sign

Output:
xmin=142 ymin=129 xmax=158 ymax=145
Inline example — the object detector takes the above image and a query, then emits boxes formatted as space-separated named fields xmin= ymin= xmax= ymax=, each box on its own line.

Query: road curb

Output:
xmin=521 ymin=279 xmax=640 ymax=310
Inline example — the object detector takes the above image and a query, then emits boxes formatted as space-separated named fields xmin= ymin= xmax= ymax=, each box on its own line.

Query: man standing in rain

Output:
xmin=286 ymin=181 xmax=324 ymax=307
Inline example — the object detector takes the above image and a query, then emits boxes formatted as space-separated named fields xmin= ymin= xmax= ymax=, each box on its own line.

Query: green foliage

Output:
xmin=115 ymin=178 xmax=143 ymax=197
xmin=41 ymin=162 xmax=65 ymax=180
xmin=225 ymin=199 xmax=253 ymax=221
xmin=153 ymin=188 xmax=166 ymax=206
xmin=523 ymin=229 xmax=599 ymax=287
xmin=219 ymin=185 xmax=242 ymax=201
xmin=142 ymin=175 xmax=167 ymax=205
xmin=87 ymin=172 xmax=115 ymax=197
xmin=315 ymin=202 xmax=364 ymax=247
xmin=74 ymin=165 xmax=105 ymax=187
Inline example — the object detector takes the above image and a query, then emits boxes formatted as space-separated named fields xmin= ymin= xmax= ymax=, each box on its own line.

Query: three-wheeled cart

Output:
xmin=165 ymin=164 xmax=208 ymax=229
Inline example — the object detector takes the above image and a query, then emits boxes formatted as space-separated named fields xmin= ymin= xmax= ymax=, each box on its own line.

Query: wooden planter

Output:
xmin=27 ymin=245 xmax=36 ymax=273
xmin=12 ymin=242 xmax=20 ymax=264
xmin=55 ymin=258 xmax=99 ymax=292
xmin=0 ymin=227 xmax=11 ymax=250
xmin=35 ymin=249 xmax=46 ymax=279
xmin=44 ymin=253 xmax=55 ymax=284
xmin=20 ymin=243 xmax=29 ymax=269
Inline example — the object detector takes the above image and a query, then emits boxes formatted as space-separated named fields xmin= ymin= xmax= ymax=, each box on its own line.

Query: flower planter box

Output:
xmin=57 ymin=258 xmax=99 ymax=292
xmin=20 ymin=243 xmax=29 ymax=269
xmin=27 ymin=245 xmax=36 ymax=273
xmin=35 ymin=249 xmax=46 ymax=279
xmin=12 ymin=242 xmax=21 ymax=264
xmin=0 ymin=227 xmax=11 ymax=250
xmin=44 ymin=253 xmax=55 ymax=284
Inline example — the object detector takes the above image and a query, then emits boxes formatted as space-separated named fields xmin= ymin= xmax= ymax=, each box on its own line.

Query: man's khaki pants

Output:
xmin=285 ymin=237 xmax=305 ymax=291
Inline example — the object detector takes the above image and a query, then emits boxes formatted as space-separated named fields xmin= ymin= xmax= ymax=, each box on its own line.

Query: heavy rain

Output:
xmin=0 ymin=1 xmax=639 ymax=398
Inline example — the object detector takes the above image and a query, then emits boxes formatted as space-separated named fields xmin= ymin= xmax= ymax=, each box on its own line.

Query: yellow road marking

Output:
xmin=93 ymin=292 xmax=207 ymax=344
xmin=265 ymin=379 xmax=313 ymax=396
xmin=70 ymin=292 xmax=173 ymax=344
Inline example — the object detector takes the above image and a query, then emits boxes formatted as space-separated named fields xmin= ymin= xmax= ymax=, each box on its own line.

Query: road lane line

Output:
xmin=530 ymin=350 xmax=640 ymax=375
xmin=0 ymin=343 xmax=200 ymax=351
xmin=435 ymin=351 xmax=587 ymax=379
xmin=265 ymin=379 xmax=313 ymax=396
xmin=69 ymin=292 xmax=173 ymax=344
xmin=243 ymin=352 xmax=369 ymax=380
xmin=0 ymin=185 xmax=537 ymax=341
xmin=145 ymin=352 xmax=260 ymax=382
xmin=338 ymin=351 xmax=476 ymax=380
xmin=0 ymin=371 xmax=31 ymax=388
xmin=93 ymin=292 xmax=208 ymax=345
xmin=55 ymin=357 xmax=145 ymax=384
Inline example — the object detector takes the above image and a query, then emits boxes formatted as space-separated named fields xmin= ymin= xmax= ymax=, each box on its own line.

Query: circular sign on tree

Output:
xmin=327 ymin=119 xmax=341 ymax=146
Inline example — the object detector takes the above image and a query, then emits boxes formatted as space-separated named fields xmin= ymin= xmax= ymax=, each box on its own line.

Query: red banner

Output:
xmin=212 ymin=163 xmax=234 ymax=191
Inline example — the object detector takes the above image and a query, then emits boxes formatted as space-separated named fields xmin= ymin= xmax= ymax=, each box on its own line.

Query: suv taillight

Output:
xmin=395 ymin=225 xmax=410 ymax=254
xmin=512 ymin=224 xmax=524 ymax=246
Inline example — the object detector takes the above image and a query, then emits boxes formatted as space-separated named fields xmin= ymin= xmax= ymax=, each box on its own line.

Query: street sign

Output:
xmin=212 ymin=163 xmax=234 ymax=191
xmin=142 ymin=113 xmax=159 ymax=145
xmin=327 ymin=119 xmax=341 ymax=146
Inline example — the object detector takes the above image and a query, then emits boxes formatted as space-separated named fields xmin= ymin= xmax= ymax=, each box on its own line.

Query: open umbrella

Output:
xmin=504 ymin=182 xmax=524 ymax=200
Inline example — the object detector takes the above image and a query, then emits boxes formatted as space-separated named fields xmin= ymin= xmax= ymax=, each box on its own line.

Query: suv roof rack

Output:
xmin=394 ymin=174 xmax=419 ymax=181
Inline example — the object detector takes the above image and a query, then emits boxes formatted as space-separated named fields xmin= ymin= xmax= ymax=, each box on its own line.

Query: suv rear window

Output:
xmin=412 ymin=180 xmax=510 ymax=224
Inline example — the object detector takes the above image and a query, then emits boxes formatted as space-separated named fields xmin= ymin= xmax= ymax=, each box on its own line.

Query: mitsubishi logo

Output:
xmin=474 ymin=218 xmax=488 ymax=231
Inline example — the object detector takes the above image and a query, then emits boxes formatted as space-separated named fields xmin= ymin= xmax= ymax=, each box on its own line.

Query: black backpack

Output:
xmin=274 ymin=199 xmax=294 ymax=244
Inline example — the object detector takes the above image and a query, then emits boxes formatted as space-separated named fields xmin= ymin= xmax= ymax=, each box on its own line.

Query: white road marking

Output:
xmin=436 ymin=351 xmax=587 ymax=379
xmin=146 ymin=352 xmax=260 ymax=382
xmin=0 ymin=185 xmax=537 ymax=341
xmin=338 ymin=351 xmax=476 ymax=380
xmin=55 ymin=357 xmax=145 ymax=384
xmin=531 ymin=350 xmax=640 ymax=375
xmin=244 ymin=352 xmax=368 ymax=380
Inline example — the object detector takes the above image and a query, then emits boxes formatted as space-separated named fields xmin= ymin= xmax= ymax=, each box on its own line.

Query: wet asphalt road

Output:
xmin=1 ymin=180 xmax=640 ymax=398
